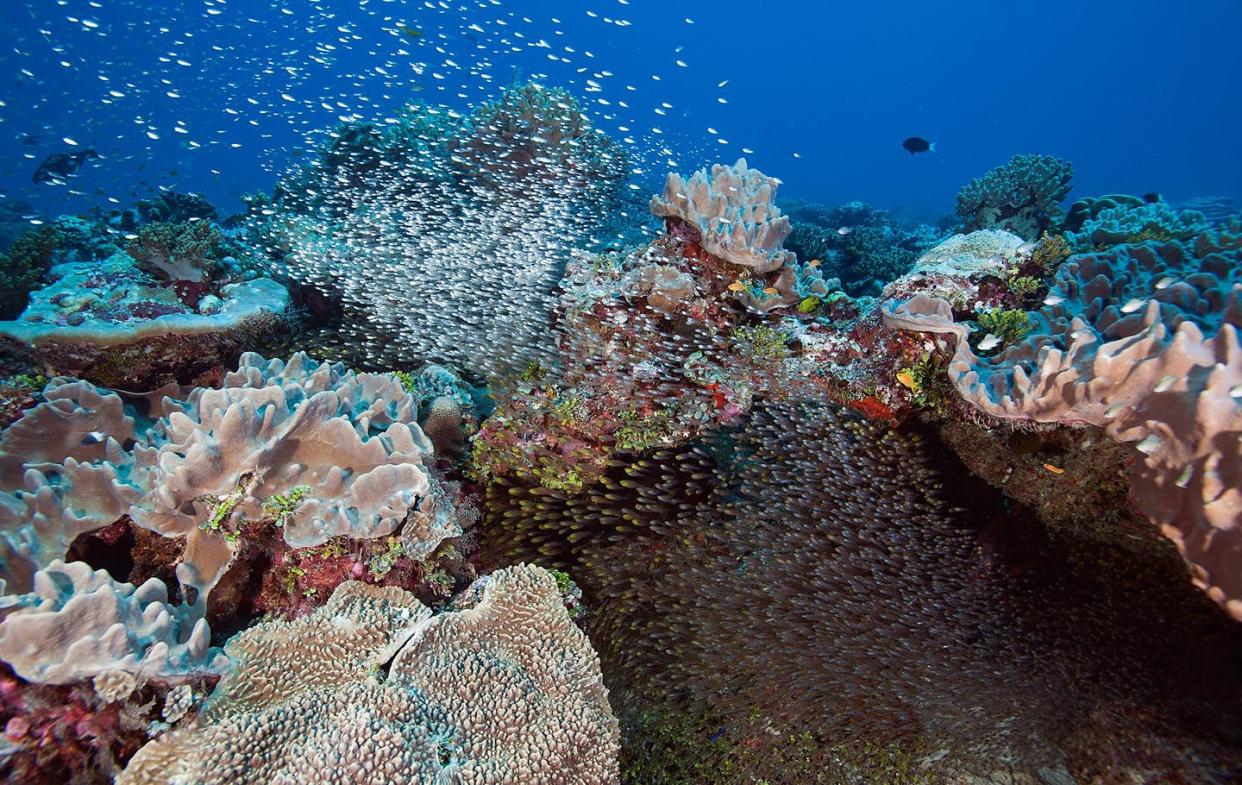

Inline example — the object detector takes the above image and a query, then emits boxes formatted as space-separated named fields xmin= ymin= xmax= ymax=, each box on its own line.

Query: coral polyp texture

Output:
xmin=0 ymin=352 xmax=452 ymax=608
xmin=117 ymin=565 xmax=620 ymax=785
xmin=886 ymin=228 xmax=1242 ymax=618
xmin=955 ymin=153 xmax=1074 ymax=240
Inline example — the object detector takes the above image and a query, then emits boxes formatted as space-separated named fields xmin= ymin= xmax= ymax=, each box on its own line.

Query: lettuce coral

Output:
xmin=0 ymin=353 xmax=451 ymax=610
xmin=0 ymin=560 xmax=225 ymax=685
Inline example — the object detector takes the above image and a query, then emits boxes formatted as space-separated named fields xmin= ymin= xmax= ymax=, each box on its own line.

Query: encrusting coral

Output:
xmin=117 ymin=564 xmax=620 ymax=785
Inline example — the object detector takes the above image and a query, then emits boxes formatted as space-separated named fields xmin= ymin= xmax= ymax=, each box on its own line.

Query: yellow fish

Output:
xmin=762 ymin=287 xmax=779 ymax=296
xmin=895 ymin=370 xmax=917 ymax=390
xmin=1043 ymin=463 xmax=1065 ymax=475
xmin=727 ymin=281 xmax=747 ymax=292
xmin=808 ymin=258 xmax=821 ymax=267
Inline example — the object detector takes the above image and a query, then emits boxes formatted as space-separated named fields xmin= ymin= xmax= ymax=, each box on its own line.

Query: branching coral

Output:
xmin=125 ymin=221 xmax=228 ymax=283
xmin=117 ymin=565 xmax=619 ymax=785
xmin=956 ymin=154 xmax=1074 ymax=240
xmin=0 ymin=226 xmax=60 ymax=320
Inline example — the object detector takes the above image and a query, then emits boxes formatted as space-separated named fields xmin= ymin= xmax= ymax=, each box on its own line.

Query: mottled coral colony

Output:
xmin=0 ymin=83 xmax=1240 ymax=785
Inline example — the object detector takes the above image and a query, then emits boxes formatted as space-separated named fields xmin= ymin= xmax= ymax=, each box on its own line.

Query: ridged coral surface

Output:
xmin=117 ymin=565 xmax=620 ymax=785
xmin=651 ymin=158 xmax=796 ymax=275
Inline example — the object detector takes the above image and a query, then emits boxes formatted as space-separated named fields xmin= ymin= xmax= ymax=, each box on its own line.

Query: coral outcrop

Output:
xmin=0 ymin=238 xmax=291 ymax=388
xmin=651 ymin=158 xmax=795 ymax=275
xmin=117 ymin=565 xmax=620 ymax=785
xmin=0 ymin=353 xmax=451 ymax=609
xmin=956 ymin=154 xmax=1074 ymax=240
xmin=885 ymin=229 xmax=1242 ymax=618
xmin=1066 ymin=200 xmax=1210 ymax=251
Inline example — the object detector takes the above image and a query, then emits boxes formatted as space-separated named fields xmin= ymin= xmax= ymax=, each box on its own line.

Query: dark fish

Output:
xmin=33 ymin=149 xmax=99 ymax=183
xmin=19 ymin=133 xmax=42 ymax=147
xmin=901 ymin=136 xmax=936 ymax=154
xmin=398 ymin=24 xmax=422 ymax=39
xmin=1142 ymin=192 xmax=1162 ymax=204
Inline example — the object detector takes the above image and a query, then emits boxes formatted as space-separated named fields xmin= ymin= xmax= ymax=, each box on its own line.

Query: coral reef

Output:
xmin=0 ymin=353 xmax=452 ymax=610
xmin=481 ymin=403 xmax=1242 ymax=783
xmin=885 ymin=229 xmax=1242 ymax=618
xmin=0 ymin=208 xmax=292 ymax=388
xmin=118 ymin=566 xmax=620 ymax=785
xmin=1066 ymin=199 xmax=1210 ymax=251
xmin=956 ymin=154 xmax=1074 ymax=240
xmin=783 ymin=200 xmax=944 ymax=296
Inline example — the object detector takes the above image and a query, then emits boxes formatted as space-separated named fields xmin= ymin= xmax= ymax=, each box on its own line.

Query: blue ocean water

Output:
xmin=2 ymin=0 xmax=1239 ymax=219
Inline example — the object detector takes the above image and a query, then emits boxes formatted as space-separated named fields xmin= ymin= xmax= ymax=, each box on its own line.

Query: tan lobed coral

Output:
xmin=651 ymin=158 xmax=796 ymax=275
xmin=117 ymin=564 xmax=620 ymax=785
xmin=884 ymin=233 xmax=1242 ymax=620
xmin=0 ymin=353 xmax=451 ymax=609
xmin=0 ymin=560 xmax=225 ymax=685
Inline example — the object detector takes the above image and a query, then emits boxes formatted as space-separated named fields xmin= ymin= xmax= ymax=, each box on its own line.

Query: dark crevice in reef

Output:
xmin=66 ymin=520 xmax=136 ymax=584
xmin=478 ymin=400 xmax=1242 ymax=782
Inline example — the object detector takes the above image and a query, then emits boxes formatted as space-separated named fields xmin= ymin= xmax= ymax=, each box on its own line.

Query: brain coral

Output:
xmin=117 ymin=565 xmax=619 ymax=785
xmin=956 ymin=153 xmax=1074 ymax=240
xmin=885 ymin=228 xmax=1242 ymax=619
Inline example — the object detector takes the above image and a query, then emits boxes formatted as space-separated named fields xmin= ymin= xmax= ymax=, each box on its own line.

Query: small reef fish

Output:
xmin=808 ymin=259 xmax=821 ymax=268
xmin=977 ymin=333 xmax=1003 ymax=351
xmin=1043 ymin=463 xmax=1065 ymax=475
xmin=836 ymin=226 xmax=852 ymax=236
xmin=902 ymin=136 xmax=936 ymax=154
xmin=727 ymin=281 xmax=747 ymax=293
xmin=81 ymin=431 xmax=110 ymax=446
xmin=896 ymin=370 xmax=917 ymax=390
xmin=398 ymin=24 xmax=423 ymax=39
xmin=33 ymin=149 xmax=99 ymax=184
xmin=762 ymin=287 xmax=779 ymax=296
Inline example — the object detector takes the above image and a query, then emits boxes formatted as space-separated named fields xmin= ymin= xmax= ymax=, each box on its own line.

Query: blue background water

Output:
xmin=1 ymin=0 xmax=1239 ymax=222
